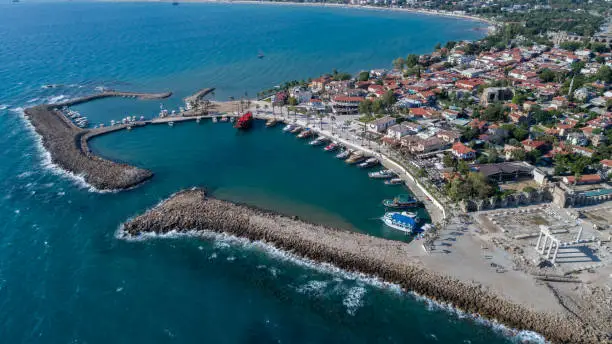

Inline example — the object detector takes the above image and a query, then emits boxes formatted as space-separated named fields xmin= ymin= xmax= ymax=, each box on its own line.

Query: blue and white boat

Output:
xmin=368 ymin=169 xmax=396 ymax=179
xmin=381 ymin=211 xmax=418 ymax=233
xmin=283 ymin=124 xmax=296 ymax=132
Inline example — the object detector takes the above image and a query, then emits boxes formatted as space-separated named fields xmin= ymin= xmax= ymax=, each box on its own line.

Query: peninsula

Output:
xmin=120 ymin=188 xmax=607 ymax=343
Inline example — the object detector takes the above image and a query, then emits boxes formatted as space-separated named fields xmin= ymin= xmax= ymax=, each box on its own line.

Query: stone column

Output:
xmin=552 ymin=242 xmax=559 ymax=264
xmin=576 ymin=225 xmax=583 ymax=242
xmin=536 ymin=232 xmax=543 ymax=251
xmin=547 ymin=239 xmax=554 ymax=259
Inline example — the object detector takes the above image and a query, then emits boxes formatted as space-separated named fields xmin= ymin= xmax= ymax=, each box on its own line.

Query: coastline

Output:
xmin=106 ymin=0 xmax=497 ymax=28
xmin=120 ymin=188 xmax=606 ymax=343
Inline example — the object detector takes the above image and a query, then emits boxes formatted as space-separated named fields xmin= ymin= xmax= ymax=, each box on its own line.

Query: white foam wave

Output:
xmin=17 ymin=171 xmax=33 ymax=179
xmin=342 ymin=286 xmax=366 ymax=316
xmin=15 ymin=107 xmax=115 ymax=194
xmin=296 ymin=280 xmax=328 ymax=296
xmin=0 ymin=104 xmax=9 ymax=111
xmin=116 ymin=227 xmax=545 ymax=342
xmin=26 ymin=98 xmax=40 ymax=103
xmin=47 ymin=95 xmax=67 ymax=104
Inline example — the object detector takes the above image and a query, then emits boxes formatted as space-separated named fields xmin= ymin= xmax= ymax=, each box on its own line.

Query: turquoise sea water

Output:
xmin=0 ymin=2 xmax=541 ymax=343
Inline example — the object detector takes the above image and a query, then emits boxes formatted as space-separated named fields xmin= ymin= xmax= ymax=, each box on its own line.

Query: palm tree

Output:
xmin=330 ymin=115 xmax=336 ymax=135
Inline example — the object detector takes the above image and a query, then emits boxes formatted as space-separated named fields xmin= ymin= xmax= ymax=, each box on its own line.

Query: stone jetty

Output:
xmin=23 ymin=91 xmax=171 ymax=190
xmin=121 ymin=188 xmax=607 ymax=344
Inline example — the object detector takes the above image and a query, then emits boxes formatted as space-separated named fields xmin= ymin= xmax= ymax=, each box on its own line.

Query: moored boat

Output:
xmin=168 ymin=121 xmax=174 ymax=127
xmin=309 ymin=136 xmax=328 ymax=146
xmin=265 ymin=118 xmax=278 ymax=127
xmin=283 ymin=124 xmax=296 ymax=132
xmin=324 ymin=142 xmax=338 ymax=152
xmin=382 ymin=194 xmax=419 ymax=209
xmin=297 ymin=129 xmax=313 ymax=139
xmin=384 ymin=178 xmax=404 ymax=185
xmin=290 ymin=126 xmax=303 ymax=133
xmin=381 ymin=211 xmax=418 ymax=233
xmin=346 ymin=152 xmax=365 ymax=164
xmin=358 ymin=157 xmax=379 ymax=168
xmin=335 ymin=149 xmax=351 ymax=159
xmin=368 ymin=169 xmax=396 ymax=179
xmin=234 ymin=112 xmax=253 ymax=130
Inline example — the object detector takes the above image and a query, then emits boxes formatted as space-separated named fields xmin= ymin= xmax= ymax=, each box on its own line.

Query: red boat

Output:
xmin=234 ymin=112 xmax=253 ymax=130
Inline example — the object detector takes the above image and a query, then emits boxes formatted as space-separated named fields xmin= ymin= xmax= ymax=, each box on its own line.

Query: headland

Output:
xmin=120 ymin=188 xmax=607 ymax=343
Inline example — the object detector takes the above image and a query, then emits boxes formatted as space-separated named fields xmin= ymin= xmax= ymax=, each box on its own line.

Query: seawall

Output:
xmin=23 ymin=91 xmax=172 ymax=190
xmin=120 ymin=188 xmax=605 ymax=343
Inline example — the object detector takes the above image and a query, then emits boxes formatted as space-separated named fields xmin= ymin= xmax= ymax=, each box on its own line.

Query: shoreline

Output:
xmin=23 ymin=91 xmax=171 ymax=191
xmin=120 ymin=188 xmax=605 ymax=343
xmin=106 ymin=0 xmax=497 ymax=27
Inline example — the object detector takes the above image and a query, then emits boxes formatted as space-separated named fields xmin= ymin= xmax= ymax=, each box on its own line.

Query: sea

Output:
xmin=0 ymin=2 xmax=543 ymax=343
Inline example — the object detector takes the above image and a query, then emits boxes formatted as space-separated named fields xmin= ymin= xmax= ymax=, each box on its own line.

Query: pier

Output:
xmin=22 ymin=90 xmax=175 ymax=191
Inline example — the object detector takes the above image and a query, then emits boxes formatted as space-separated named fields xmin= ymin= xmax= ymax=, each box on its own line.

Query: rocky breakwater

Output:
xmin=121 ymin=188 xmax=607 ymax=343
xmin=23 ymin=91 xmax=171 ymax=190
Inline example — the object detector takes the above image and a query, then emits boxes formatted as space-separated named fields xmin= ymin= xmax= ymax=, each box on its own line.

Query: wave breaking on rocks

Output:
xmin=120 ymin=188 xmax=606 ymax=343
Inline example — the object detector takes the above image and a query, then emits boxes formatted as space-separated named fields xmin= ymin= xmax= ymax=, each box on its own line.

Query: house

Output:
xmin=562 ymin=174 xmax=602 ymax=185
xmin=404 ymin=136 xmax=448 ymax=154
xmin=521 ymin=139 xmax=547 ymax=152
xmin=386 ymin=123 xmax=414 ymax=140
xmin=367 ymin=116 xmax=396 ymax=133
xmin=451 ymin=142 xmax=476 ymax=160
xmin=289 ymin=86 xmax=312 ymax=103
xmin=572 ymin=146 xmax=594 ymax=157
xmin=436 ymin=129 xmax=461 ymax=143
xmin=308 ymin=98 xmax=325 ymax=112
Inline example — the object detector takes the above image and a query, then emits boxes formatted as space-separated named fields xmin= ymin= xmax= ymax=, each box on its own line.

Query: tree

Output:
xmin=358 ymin=71 xmax=370 ymax=82
xmin=434 ymin=42 xmax=441 ymax=50
xmin=405 ymin=54 xmax=419 ymax=68
xmin=392 ymin=57 xmax=405 ymax=70
xmin=358 ymin=100 xmax=372 ymax=115
xmin=595 ymin=65 xmax=612 ymax=83
xmin=287 ymin=96 xmax=298 ymax=106
xmin=559 ymin=41 xmax=582 ymax=51
xmin=443 ymin=153 xmax=456 ymax=168
xmin=538 ymin=68 xmax=556 ymax=83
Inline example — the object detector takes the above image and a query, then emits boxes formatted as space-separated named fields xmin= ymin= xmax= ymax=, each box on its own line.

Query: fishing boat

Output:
xmin=309 ymin=136 xmax=328 ymax=146
xmin=290 ymin=126 xmax=303 ymax=134
xmin=234 ymin=112 xmax=253 ymax=130
xmin=297 ymin=129 xmax=313 ymax=139
xmin=382 ymin=194 xmax=419 ymax=209
xmin=368 ymin=169 xmax=396 ymax=179
xmin=358 ymin=157 xmax=379 ymax=168
xmin=381 ymin=212 xmax=418 ymax=233
xmin=384 ymin=178 xmax=404 ymax=185
xmin=265 ymin=118 xmax=278 ymax=127
xmin=335 ymin=149 xmax=351 ymax=159
xmin=324 ymin=142 xmax=338 ymax=152
xmin=346 ymin=152 xmax=365 ymax=164
xmin=283 ymin=124 xmax=296 ymax=132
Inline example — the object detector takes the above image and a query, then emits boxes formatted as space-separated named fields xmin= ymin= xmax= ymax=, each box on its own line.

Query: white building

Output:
xmin=367 ymin=116 xmax=396 ymax=133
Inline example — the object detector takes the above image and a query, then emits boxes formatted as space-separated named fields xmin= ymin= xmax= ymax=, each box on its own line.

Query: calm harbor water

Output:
xmin=0 ymin=2 xmax=539 ymax=343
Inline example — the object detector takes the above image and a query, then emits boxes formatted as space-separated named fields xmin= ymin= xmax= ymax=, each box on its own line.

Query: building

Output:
xmin=385 ymin=123 xmax=414 ymax=140
xmin=562 ymin=174 xmax=602 ymax=185
xmin=331 ymin=96 xmax=364 ymax=115
xmin=367 ymin=116 xmax=396 ymax=133
xmin=480 ymin=87 xmax=514 ymax=106
xmin=451 ymin=142 xmax=476 ymax=160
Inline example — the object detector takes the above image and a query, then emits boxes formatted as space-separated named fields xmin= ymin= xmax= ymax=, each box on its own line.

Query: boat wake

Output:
xmin=116 ymin=224 xmax=544 ymax=342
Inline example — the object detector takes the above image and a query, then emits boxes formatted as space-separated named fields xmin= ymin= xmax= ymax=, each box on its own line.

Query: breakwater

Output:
xmin=120 ymin=188 xmax=605 ymax=343
xmin=22 ymin=91 xmax=172 ymax=190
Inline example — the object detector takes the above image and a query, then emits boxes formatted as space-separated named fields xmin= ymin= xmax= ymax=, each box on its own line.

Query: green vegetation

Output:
xmin=445 ymin=172 xmax=495 ymax=201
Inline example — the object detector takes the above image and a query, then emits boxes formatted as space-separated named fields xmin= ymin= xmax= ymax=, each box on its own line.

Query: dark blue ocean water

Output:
xmin=0 ymin=2 xmax=541 ymax=343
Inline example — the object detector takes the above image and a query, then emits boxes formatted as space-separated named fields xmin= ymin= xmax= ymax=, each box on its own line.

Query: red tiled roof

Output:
xmin=452 ymin=142 xmax=475 ymax=155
